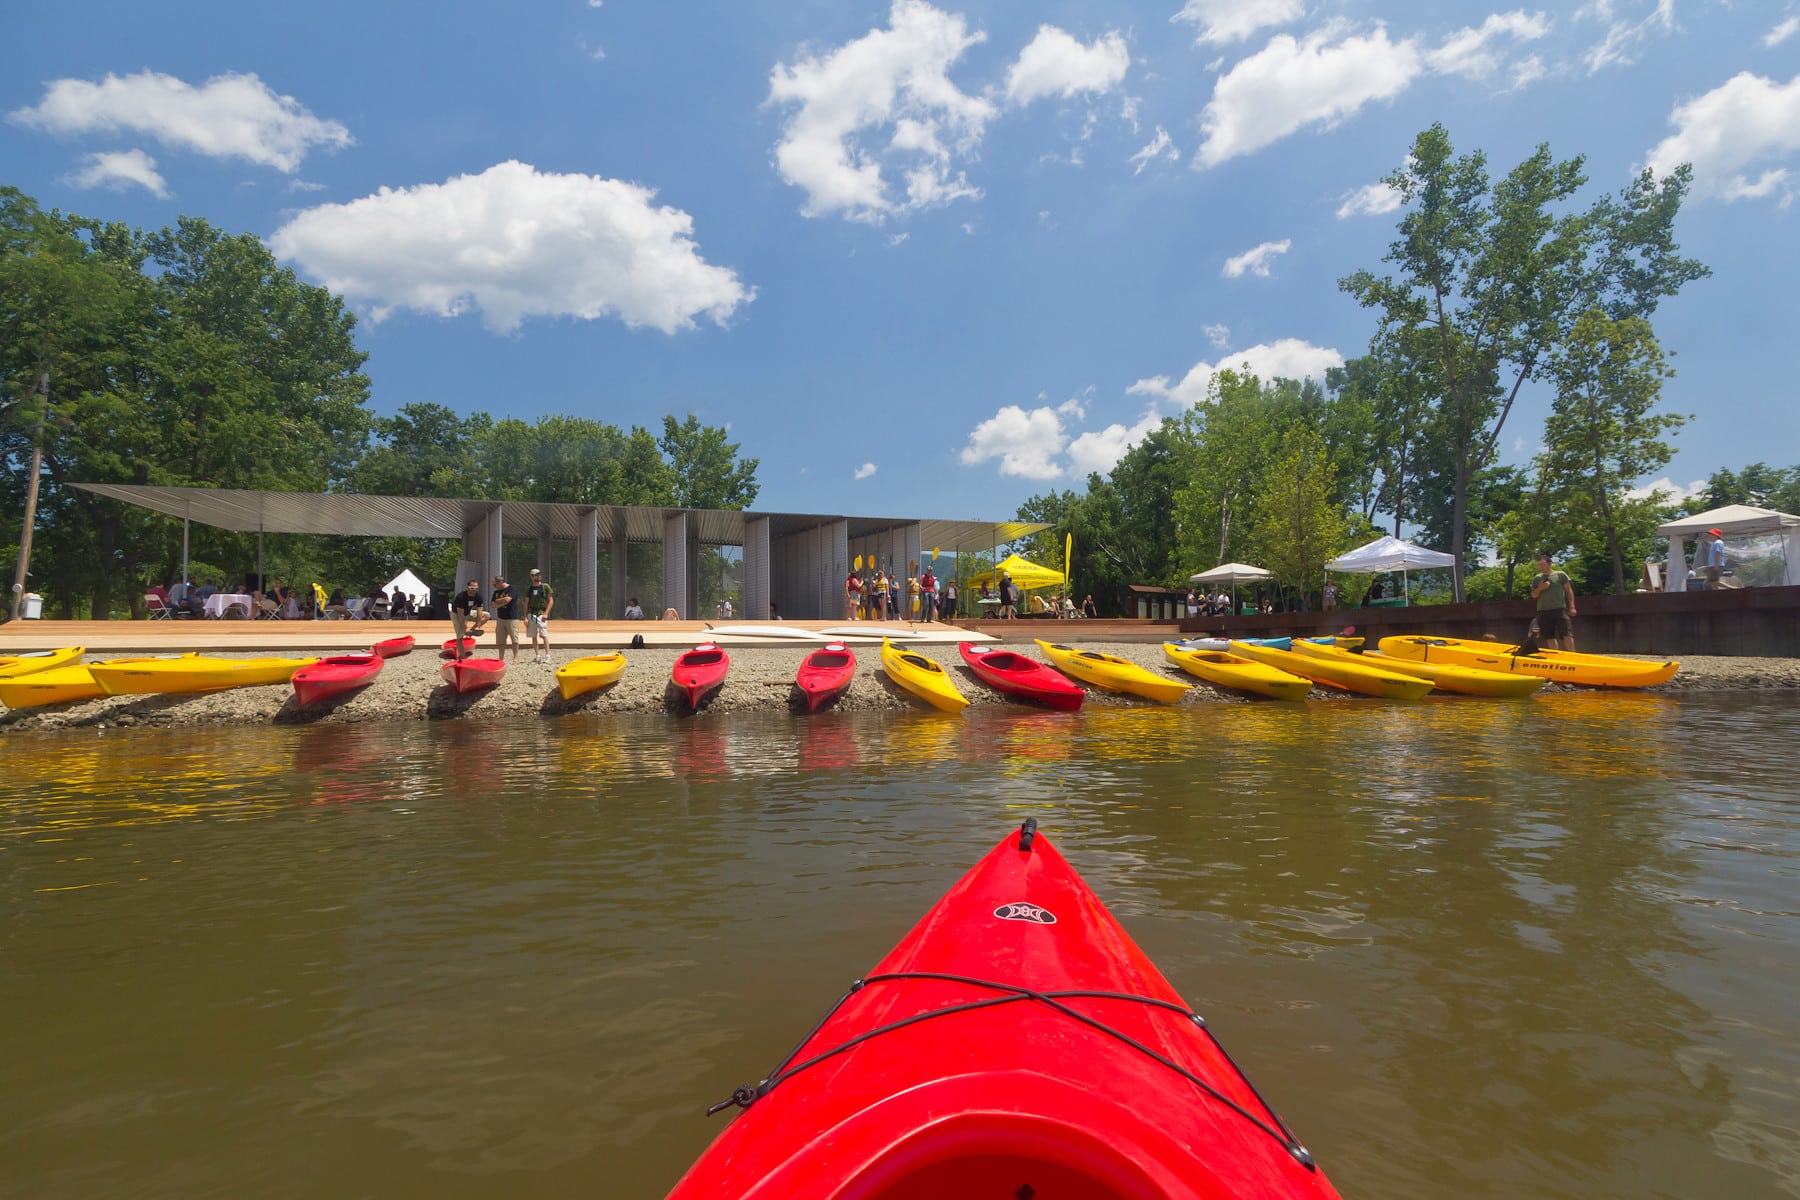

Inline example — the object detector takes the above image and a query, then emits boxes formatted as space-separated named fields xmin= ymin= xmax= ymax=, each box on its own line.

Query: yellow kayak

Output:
xmin=0 ymin=645 xmax=84 ymax=679
xmin=1036 ymin=640 xmax=1190 ymax=704
xmin=0 ymin=664 xmax=105 ymax=708
xmin=881 ymin=639 xmax=968 ymax=713
xmin=1232 ymin=641 xmax=1433 ymax=700
xmin=1378 ymin=635 xmax=1679 ymax=688
xmin=1294 ymin=640 xmax=1544 ymax=698
xmin=556 ymin=653 xmax=628 ymax=700
xmin=1161 ymin=642 xmax=1311 ymax=701
xmin=90 ymin=655 xmax=319 ymax=696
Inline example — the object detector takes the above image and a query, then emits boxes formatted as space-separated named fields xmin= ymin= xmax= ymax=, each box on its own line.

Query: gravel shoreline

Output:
xmin=3 ymin=641 xmax=1795 ymax=735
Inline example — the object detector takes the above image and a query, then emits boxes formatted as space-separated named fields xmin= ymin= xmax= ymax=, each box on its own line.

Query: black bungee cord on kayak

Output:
xmin=707 ymin=973 xmax=1316 ymax=1169
xmin=708 ymin=821 xmax=1316 ymax=1171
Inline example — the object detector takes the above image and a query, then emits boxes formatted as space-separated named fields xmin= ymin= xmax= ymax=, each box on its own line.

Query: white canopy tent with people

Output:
xmin=1187 ymin=562 xmax=1271 ymax=613
xmin=1325 ymin=535 xmax=1458 ymax=606
xmin=1654 ymin=504 xmax=1800 ymax=592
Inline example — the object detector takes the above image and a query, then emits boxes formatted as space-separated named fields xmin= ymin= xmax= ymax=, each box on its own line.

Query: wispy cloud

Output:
xmin=1128 ymin=126 xmax=1179 ymax=174
xmin=1335 ymin=181 xmax=1402 ymax=218
xmin=1221 ymin=238 xmax=1291 ymax=277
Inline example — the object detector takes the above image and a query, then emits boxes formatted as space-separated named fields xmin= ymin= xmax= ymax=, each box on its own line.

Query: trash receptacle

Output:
xmin=20 ymin=592 xmax=43 ymax=619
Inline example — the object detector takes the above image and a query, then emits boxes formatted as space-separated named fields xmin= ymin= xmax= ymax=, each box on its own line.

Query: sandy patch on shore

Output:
xmin=2 ymin=642 xmax=1794 ymax=734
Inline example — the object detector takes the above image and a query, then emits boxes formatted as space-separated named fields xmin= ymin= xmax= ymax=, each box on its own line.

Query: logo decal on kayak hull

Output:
xmin=994 ymin=902 xmax=1056 ymax=924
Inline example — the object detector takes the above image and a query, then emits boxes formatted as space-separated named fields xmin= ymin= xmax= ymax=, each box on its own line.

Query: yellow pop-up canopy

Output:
xmin=967 ymin=552 xmax=1066 ymax=591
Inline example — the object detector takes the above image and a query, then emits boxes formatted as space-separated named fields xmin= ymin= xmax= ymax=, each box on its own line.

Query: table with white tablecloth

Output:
xmin=203 ymin=593 xmax=253 ymax=619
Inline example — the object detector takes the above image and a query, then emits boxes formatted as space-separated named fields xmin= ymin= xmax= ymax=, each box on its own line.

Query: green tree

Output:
xmin=1539 ymin=310 xmax=1686 ymax=594
xmin=1250 ymin=426 xmax=1351 ymax=607
xmin=660 ymin=414 xmax=758 ymax=510
xmin=1341 ymin=124 xmax=1708 ymax=599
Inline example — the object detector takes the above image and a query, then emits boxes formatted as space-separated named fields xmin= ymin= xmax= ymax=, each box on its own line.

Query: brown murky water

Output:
xmin=2 ymin=692 xmax=1796 ymax=1198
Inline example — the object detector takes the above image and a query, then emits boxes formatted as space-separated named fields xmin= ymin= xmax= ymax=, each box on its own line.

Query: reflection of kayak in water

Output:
xmin=667 ymin=819 xmax=1343 ymax=1199
xmin=1379 ymin=635 xmax=1679 ymax=688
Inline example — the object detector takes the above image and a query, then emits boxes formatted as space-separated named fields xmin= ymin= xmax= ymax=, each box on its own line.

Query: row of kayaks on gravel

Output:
xmin=0 ymin=633 xmax=1679 ymax=713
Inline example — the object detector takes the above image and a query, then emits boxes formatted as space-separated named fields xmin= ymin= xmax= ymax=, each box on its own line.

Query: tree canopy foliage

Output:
xmin=1017 ymin=125 xmax=1710 ymax=614
xmin=0 ymin=190 xmax=758 ymax=618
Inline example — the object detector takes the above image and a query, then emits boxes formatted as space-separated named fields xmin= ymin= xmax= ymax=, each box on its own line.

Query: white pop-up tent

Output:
xmin=1188 ymin=561 xmax=1271 ymax=610
xmin=1325 ymin=535 xmax=1457 ymax=604
xmin=382 ymin=568 xmax=433 ymax=607
xmin=1654 ymin=504 xmax=1800 ymax=591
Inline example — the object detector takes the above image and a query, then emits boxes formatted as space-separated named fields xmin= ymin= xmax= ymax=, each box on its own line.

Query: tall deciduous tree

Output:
xmin=1252 ymin=426 xmax=1350 ymax=607
xmin=660 ymin=414 xmax=758 ymax=510
xmin=1539 ymin=310 xmax=1686 ymax=595
xmin=1341 ymin=125 xmax=1707 ymax=599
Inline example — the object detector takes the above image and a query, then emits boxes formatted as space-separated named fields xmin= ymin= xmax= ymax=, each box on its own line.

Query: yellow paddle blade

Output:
xmin=854 ymin=555 xmax=863 ymax=571
xmin=931 ymin=547 xmax=939 ymax=561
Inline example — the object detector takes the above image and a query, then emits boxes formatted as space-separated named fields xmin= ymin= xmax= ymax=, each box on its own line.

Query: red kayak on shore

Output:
xmin=441 ymin=636 xmax=476 ymax=659
xmin=672 ymin=643 xmax=729 ymax=709
xmin=958 ymin=642 xmax=1085 ymax=710
xmin=439 ymin=656 xmax=506 ymax=694
xmin=667 ymin=819 xmax=1339 ymax=1199
xmin=292 ymin=654 xmax=383 ymax=707
xmin=371 ymin=635 xmax=415 ymax=659
xmin=795 ymin=642 xmax=856 ymax=712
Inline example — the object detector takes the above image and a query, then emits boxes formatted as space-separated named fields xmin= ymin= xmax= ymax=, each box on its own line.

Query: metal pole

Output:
xmin=181 ymin=517 xmax=190 ymax=591
xmin=8 ymin=370 xmax=48 ymax=622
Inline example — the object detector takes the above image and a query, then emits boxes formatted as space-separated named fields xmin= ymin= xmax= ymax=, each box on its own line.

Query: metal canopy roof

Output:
xmin=71 ymin=484 xmax=1047 ymax=555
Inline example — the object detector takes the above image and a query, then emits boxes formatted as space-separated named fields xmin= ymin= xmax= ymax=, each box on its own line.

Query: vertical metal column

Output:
xmin=485 ymin=506 xmax=505 ymax=584
xmin=826 ymin=519 xmax=849 ymax=622
xmin=744 ymin=517 xmax=770 ymax=621
xmin=662 ymin=512 xmax=688 ymax=618
xmin=576 ymin=508 xmax=598 ymax=620
xmin=611 ymin=514 xmax=629 ymax=619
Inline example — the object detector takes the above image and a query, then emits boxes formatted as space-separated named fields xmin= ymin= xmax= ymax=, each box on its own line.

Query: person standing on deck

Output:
xmin=490 ymin=573 xmax=522 ymax=664
xmin=845 ymin=568 xmax=863 ymax=620
xmin=1529 ymin=553 xmax=1578 ymax=651
xmin=525 ymin=568 xmax=554 ymax=664
xmin=450 ymin=579 xmax=487 ymax=659
xmin=919 ymin=568 xmax=937 ymax=623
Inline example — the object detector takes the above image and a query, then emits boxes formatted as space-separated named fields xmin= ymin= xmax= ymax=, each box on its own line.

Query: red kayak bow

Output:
xmin=292 ymin=654 xmax=383 ymax=707
xmin=795 ymin=642 xmax=856 ymax=712
xmin=959 ymin=642 xmax=1084 ymax=710
xmin=371 ymin=635 xmax=415 ymax=659
xmin=439 ymin=657 xmax=506 ymax=694
xmin=667 ymin=820 xmax=1339 ymax=1200
xmin=672 ymin=643 xmax=729 ymax=709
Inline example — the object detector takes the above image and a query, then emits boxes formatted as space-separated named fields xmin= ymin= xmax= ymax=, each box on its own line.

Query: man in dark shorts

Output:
xmin=1529 ymin=553 xmax=1578 ymax=651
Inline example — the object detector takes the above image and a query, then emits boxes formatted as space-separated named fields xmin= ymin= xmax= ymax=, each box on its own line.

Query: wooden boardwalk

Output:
xmin=0 ymin=617 xmax=1002 ymax=654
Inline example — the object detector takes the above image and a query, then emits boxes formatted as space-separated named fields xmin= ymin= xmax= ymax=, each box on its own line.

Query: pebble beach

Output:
xmin=3 ymin=639 xmax=1795 ymax=735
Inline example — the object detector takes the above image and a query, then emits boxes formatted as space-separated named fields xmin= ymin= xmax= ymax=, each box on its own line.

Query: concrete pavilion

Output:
xmin=72 ymin=484 xmax=1048 ymax=620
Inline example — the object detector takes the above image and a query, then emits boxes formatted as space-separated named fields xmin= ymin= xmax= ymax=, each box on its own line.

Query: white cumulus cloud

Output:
xmin=1128 ymin=126 xmax=1179 ymax=173
xmin=1626 ymin=476 xmax=1706 ymax=502
xmin=1172 ymin=0 xmax=1304 ymax=46
xmin=1004 ymin=26 xmax=1130 ymax=105
xmin=855 ymin=462 xmax=878 ymax=480
xmin=768 ymin=0 xmax=995 ymax=224
xmin=960 ymin=403 xmax=1069 ymax=479
xmin=1645 ymin=72 xmax=1800 ymax=204
xmin=1194 ymin=23 xmax=1422 ymax=168
xmin=1222 ymin=238 xmax=1291 ymax=278
xmin=1336 ymin=180 xmax=1403 ymax=218
xmin=1128 ymin=338 xmax=1344 ymax=408
xmin=63 ymin=149 xmax=167 ymax=197
xmin=1067 ymin=405 xmax=1166 ymax=476
xmin=267 ymin=161 xmax=753 ymax=335
xmin=9 ymin=70 xmax=350 ymax=172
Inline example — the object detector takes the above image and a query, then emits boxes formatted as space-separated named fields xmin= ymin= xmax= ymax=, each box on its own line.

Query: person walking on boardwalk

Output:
xmin=490 ymin=573 xmax=522 ymax=663
xmin=525 ymin=567 xmax=555 ymax=664
xmin=1529 ymin=553 xmax=1578 ymax=651
xmin=450 ymin=579 xmax=487 ymax=659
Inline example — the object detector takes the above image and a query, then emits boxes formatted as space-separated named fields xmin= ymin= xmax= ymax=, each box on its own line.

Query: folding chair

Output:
xmin=257 ymin=596 xmax=281 ymax=620
xmin=146 ymin=593 xmax=173 ymax=619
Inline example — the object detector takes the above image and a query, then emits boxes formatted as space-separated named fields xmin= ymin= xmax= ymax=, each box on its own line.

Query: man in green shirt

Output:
xmin=1530 ymin=553 xmax=1578 ymax=651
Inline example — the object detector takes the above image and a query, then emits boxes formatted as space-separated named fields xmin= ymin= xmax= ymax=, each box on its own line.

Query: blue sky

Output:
xmin=5 ymin=0 xmax=1796 ymax=525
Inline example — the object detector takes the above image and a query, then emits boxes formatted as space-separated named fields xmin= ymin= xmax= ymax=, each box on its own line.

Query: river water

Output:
xmin=2 ymin=692 xmax=1796 ymax=1199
